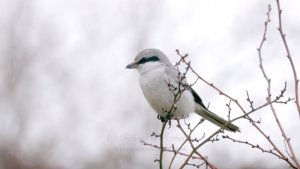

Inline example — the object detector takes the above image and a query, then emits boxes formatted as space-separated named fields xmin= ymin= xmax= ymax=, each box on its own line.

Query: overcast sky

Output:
xmin=0 ymin=0 xmax=299 ymax=169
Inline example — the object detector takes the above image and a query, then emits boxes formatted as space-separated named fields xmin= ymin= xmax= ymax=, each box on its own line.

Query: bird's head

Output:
xmin=126 ymin=49 xmax=172 ymax=74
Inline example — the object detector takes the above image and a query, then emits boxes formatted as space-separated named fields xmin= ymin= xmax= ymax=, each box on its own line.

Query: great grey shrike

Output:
xmin=126 ymin=49 xmax=239 ymax=132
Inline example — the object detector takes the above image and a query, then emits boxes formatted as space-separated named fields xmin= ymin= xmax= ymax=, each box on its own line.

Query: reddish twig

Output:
xmin=140 ymin=140 xmax=201 ymax=160
xmin=275 ymin=0 xmax=300 ymax=118
xmin=176 ymin=4 xmax=299 ymax=166
xmin=222 ymin=135 xmax=288 ymax=162
xmin=168 ymin=119 xmax=209 ymax=169
xmin=176 ymin=48 xmax=292 ymax=167
xmin=157 ymin=59 xmax=202 ymax=169
xmin=246 ymin=91 xmax=254 ymax=111
xmin=256 ymin=2 xmax=298 ymax=168
xmin=159 ymin=121 xmax=167 ymax=169
xmin=273 ymin=1 xmax=300 ymax=167
xmin=178 ymin=90 xmax=290 ymax=169
xmin=175 ymin=120 xmax=217 ymax=169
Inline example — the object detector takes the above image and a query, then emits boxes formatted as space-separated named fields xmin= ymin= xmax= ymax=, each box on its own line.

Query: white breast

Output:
xmin=139 ymin=66 xmax=195 ymax=119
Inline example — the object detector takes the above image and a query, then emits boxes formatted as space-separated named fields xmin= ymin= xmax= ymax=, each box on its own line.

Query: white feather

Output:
xmin=138 ymin=62 xmax=194 ymax=118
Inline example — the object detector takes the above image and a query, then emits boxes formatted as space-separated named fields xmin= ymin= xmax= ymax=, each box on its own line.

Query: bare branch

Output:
xmin=226 ymin=100 xmax=232 ymax=121
xmin=176 ymin=47 xmax=294 ymax=168
xmin=159 ymin=121 xmax=167 ymax=169
xmin=222 ymin=135 xmax=295 ymax=167
xmin=175 ymin=4 xmax=299 ymax=166
xmin=175 ymin=120 xmax=217 ymax=169
xmin=258 ymin=2 xmax=300 ymax=168
xmin=140 ymin=140 xmax=204 ymax=161
xmin=168 ymin=119 xmax=208 ymax=169
xmin=276 ymin=0 xmax=300 ymax=118
xmin=246 ymin=91 xmax=254 ymax=111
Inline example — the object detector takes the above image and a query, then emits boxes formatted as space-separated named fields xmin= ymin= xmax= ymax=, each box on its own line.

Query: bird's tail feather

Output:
xmin=195 ymin=105 xmax=240 ymax=132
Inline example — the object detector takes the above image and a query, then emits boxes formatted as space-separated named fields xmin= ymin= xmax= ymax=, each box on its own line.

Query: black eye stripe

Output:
xmin=138 ymin=56 xmax=159 ymax=64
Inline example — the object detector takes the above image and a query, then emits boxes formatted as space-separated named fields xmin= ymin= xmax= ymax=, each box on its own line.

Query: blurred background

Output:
xmin=0 ymin=0 xmax=299 ymax=168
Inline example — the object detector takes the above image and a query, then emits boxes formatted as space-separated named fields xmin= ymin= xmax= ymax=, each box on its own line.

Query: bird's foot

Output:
xmin=158 ymin=114 xmax=173 ymax=127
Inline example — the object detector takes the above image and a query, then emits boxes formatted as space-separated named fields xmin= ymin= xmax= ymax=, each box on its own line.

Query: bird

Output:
xmin=126 ymin=48 xmax=240 ymax=132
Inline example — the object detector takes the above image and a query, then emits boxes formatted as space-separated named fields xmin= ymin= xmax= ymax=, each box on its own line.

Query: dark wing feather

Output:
xmin=191 ymin=88 xmax=208 ymax=110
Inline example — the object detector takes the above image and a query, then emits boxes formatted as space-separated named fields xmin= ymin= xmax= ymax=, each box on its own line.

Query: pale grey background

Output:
xmin=0 ymin=0 xmax=299 ymax=169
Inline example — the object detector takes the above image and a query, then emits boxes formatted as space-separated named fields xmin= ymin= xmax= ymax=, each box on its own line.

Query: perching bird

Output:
xmin=126 ymin=49 xmax=240 ymax=132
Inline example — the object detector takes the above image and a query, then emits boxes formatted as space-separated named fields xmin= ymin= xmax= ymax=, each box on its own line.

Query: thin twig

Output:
xmin=275 ymin=0 xmax=300 ymax=118
xmin=176 ymin=48 xmax=293 ymax=167
xmin=226 ymin=100 xmax=232 ymax=121
xmin=176 ymin=17 xmax=298 ymax=166
xmin=159 ymin=121 xmax=167 ymax=169
xmin=186 ymin=161 xmax=206 ymax=169
xmin=168 ymin=119 xmax=208 ymax=169
xmin=246 ymin=91 xmax=254 ymax=111
xmin=259 ymin=2 xmax=300 ymax=168
xmin=222 ymin=135 xmax=288 ymax=161
xmin=141 ymin=140 xmax=203 ymax=160
xmin=158 ymin=58 xmax=196 ymax=169
xmin=176 ymin=120 xmax=217 ymax=169
xmin=178 ymin=91 xmax=291 ymax=169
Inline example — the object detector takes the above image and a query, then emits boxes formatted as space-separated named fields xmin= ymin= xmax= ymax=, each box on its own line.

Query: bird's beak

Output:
xmin=126 ymin=62 xmax=138 ymax=69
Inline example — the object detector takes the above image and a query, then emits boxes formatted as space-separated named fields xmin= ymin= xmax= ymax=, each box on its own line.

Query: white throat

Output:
xmin=137 ymin=62 xmax=164 ymax=75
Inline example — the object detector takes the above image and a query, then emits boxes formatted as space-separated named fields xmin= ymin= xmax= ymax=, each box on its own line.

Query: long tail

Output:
xmin=195 ymin=104 xmax=240 ymax=132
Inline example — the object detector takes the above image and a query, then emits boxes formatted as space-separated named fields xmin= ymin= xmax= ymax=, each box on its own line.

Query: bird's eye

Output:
xmin=138 ymin=56 xmax=159 ymax=64
xmin=138 ymin=57 xmax=148 ymax=64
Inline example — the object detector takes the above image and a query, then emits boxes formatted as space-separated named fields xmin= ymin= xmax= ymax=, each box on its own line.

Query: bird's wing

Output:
xmin=164 ymin=66 xmax=240 ymax=132
xmin=191 ymin=88 xmax=208 ymax=110
xmin=195 ymin=104 xmax=240 ymax=132
xmin=192 ymin=88 xmax=240 ymax=132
